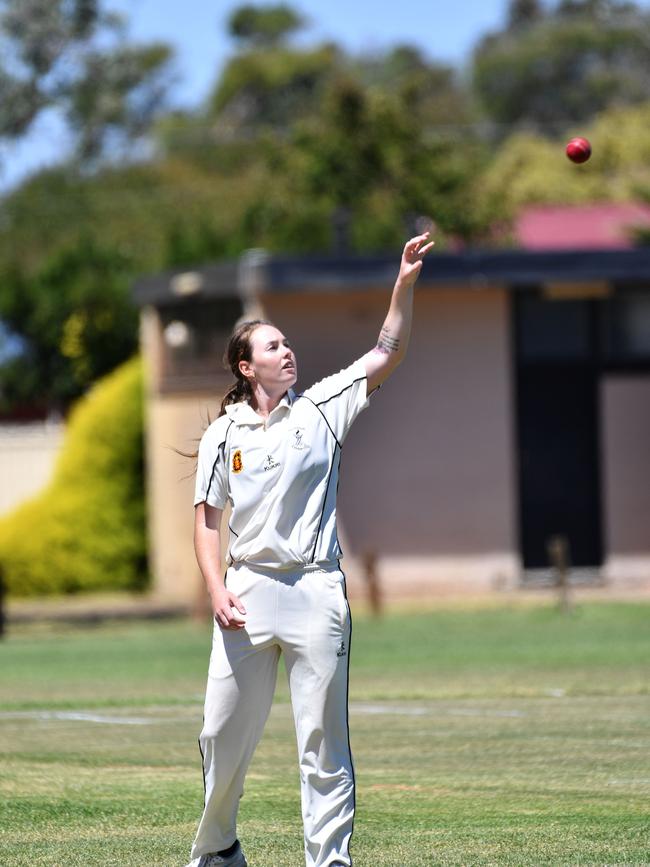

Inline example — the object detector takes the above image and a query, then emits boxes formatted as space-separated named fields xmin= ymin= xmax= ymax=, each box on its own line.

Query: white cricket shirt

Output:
xmin=194 ymin=358 xmax=372 ymax=570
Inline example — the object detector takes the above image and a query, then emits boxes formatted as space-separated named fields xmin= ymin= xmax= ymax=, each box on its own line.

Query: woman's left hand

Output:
xmin=398 ymin=232 xmax=435 ymax=288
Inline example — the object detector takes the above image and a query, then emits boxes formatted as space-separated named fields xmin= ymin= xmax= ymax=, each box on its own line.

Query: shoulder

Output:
xmin=300 ymin=358 xmax=367 ymax=405
xmin=200 ymin=414 xmax=235 ymax=450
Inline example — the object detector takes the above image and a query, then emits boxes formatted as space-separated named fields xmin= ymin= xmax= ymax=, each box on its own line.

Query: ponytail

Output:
xmin=218 ymin=378 xmax=252 ymax=416
xmin=218 ymin=318 xmax=273 ymax=417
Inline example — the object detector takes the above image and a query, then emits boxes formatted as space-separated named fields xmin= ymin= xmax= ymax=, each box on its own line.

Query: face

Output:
xmin=240 ymin=324 xmax=297 ymax=394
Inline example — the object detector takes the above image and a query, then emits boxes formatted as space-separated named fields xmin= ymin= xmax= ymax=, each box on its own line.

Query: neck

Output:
xmin=250 ymin=384 xmax=286 ymax=418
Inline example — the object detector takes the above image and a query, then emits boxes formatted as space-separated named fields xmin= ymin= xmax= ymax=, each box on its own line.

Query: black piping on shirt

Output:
xmin=204 ymin=419 xmax=234 ymax=504
xmin=297 ymin=394 xmax=340 ymax=448
xmin=310 ymin=441 xmax=340 ymax=563
xmin=314 ymin=376 xmax=366 ymax=408
xmin=303 ymin=374 xmax=367 ymax=562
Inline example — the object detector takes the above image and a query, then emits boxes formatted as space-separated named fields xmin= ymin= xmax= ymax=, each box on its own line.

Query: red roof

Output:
xmin=516 ymin=203 xmax=650 ymax=250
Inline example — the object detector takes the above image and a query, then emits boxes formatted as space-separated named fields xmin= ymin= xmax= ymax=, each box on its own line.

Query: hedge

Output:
xmin=0 ymin=356 xmax=147 ymax=596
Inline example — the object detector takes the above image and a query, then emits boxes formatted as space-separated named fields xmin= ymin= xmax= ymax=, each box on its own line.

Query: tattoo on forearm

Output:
xmin=375 ymin=326 xmax=400 ymax=355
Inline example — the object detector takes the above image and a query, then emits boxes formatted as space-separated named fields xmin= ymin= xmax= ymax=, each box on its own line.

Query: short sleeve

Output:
xmin=301 ymin=358 xmax=371 ymax=444
xmin=194 ymin=422 xmax=229 ymax=509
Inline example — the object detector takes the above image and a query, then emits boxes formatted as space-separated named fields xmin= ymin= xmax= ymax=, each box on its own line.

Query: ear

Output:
xmin=238 ymin=359 xmax=255 ymax=381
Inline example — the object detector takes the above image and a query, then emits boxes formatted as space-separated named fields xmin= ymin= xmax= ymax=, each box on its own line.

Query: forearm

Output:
xmin=363 ymin=231 xmax=433 ymax=393
xmin=373 ymin=277 xmax=414 ymax=365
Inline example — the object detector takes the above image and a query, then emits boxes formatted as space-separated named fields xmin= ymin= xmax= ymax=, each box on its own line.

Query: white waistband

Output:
xmin=229 ymin=560 xmax=340 ymax=577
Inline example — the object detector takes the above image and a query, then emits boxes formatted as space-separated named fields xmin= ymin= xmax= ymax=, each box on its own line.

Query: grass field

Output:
xmin=1 ymin=600 xmax=649 ymax=866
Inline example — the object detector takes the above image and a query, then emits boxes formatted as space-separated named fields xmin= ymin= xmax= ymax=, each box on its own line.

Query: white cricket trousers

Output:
xmin=190 ymin=562 xmax=355 ymax=867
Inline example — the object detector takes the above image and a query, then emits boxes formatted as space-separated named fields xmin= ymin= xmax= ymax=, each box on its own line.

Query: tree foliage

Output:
xmin=508 ymin=0 xmax=544 ymax=29
xmin=0 ymin=153 xmax=263 ymax=412
xmin=0 ymin=0 xmax=174 ymax=160
xmin=473 ymin=0 xmax=650 ymax=130
xmin=209 ymin=43 xmax=341 ymax=134
xmin=227 ymin=3 xmax=305 ymax=47
xmin=241 ymin=76 xmax=488 ymax=251
xmin=0 ymin=357 xmax=146 ymax=596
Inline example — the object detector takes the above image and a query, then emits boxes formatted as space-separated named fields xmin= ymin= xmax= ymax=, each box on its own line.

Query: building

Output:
xmin=133 ymin=244 xmax=650 ymax=602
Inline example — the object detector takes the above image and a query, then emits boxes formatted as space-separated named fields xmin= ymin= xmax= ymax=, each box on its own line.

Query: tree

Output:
xmin=0 ymin=0 xmax=174 ymax=161
xmin=355 ymin=45 xmax=475 ymax=131
xmin=208 ymin=43 xmax=341 ymax=136
xmin=0 ymin=233 xmax=138 ymax=414
xmin=0 ymin=153 xmax=260 ymax=413
xmin=228 ymin=3 xmax=305 ymax=47
xmin=472 ymin=0 xmax=650 ymax=131
xmin=241 ymin=75 xmax=490 ymax=252
xmin=0 ymin=357 xmax=146 ymax=596
xmin=507 ymin=0 xmax=544 ymax=29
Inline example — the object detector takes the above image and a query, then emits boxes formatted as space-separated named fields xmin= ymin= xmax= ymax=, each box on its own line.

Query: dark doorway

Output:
xmin=516 ymin=364 xmax=602 ymax=568
xmin=514 ymin=294 xmax=603 ymax=570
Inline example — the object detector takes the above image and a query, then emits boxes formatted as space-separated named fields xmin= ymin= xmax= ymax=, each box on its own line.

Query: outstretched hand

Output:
xmin=398 ymin=232 xmax=435 ymax=288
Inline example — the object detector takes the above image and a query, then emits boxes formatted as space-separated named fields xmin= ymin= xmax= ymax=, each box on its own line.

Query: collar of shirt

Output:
xmin=225 ymin=388 xmax=296 ymax=426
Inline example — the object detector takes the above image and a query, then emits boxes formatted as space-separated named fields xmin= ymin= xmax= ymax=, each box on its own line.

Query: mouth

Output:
xmin=282 ymin=362 xmax=295 ymax=371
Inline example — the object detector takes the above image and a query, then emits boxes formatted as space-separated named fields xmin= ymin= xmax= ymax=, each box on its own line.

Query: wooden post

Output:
xmin=547 ymin=534 xmax=571 ymax=614
xmin=362 ymin=550 xmax=382 ymax=617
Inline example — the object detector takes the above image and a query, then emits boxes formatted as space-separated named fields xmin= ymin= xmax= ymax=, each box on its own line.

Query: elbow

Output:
xmin=391 ymin=349 xmax=407 ymax=371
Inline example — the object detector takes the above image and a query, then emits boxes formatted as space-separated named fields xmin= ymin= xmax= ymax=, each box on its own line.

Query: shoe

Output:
xmin=185 ymin=841 xmax=248 ymax=867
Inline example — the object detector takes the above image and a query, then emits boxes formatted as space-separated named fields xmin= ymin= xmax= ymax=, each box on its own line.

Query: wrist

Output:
xmin=208 ymin=580 xmax=227 ymax=597
xmin=395 ymin=276 xmax=416 ymax=293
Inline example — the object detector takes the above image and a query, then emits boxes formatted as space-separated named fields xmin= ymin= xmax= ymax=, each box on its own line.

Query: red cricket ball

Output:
xmin=566 ymin=137 xmax=592 ymax=164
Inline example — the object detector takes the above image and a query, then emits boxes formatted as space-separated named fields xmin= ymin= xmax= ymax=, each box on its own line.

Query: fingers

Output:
xmin=406 ymin=231 xmax=430 ymax=250
xmin=214 ymin=592 xmax=247 ymax=630
xmin=405 ymin=232 xmax=434 ymax=260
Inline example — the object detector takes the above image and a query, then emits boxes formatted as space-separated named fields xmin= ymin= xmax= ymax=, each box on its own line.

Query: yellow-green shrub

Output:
xmin=0 ymin=357 xmax=147 ymax=596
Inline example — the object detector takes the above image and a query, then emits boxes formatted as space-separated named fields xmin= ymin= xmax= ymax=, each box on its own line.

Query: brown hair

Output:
xmin=218 ymin=318 xmax=273 ymax=417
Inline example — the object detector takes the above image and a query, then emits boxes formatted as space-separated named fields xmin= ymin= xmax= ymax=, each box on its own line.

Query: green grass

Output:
xmin=1 ymin=601 xmax=649 ymax=865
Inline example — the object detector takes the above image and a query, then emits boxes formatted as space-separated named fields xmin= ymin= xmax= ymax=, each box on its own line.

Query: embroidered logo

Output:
xmin=289 ymin=426 xmax=309 ymax=450
xmin=336 ymin=640 xmax=347 ymax=658
xmin=232 ymin=449 xmax=243 ymax=474
xmin=263 ymin=453 xmax=280 ymax=472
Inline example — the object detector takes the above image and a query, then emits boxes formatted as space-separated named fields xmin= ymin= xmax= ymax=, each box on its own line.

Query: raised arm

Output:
xmin=362 ymin=232 xmax=434 ymax=394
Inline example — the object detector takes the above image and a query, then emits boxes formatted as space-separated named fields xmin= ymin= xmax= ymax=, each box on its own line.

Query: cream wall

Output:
xmin=265 ymin=286 xmax=519 ymax=593
xmin=0 ymin=422 xmax=65 ymax=516
xmin=601 ymin=376 xmax=650 ymax=586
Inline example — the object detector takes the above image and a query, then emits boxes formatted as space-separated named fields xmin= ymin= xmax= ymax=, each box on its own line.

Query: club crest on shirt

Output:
xmin=232 ymin=449 xmax=243 ymax=474
xmin=289 ymin=426 xmax=309 ymax=450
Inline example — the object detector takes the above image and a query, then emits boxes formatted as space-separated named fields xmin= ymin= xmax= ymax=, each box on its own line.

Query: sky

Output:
xmin=3 ymin=0 xmax=650 ymax=191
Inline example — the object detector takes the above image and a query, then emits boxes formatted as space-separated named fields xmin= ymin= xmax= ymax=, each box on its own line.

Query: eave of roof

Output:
xmin=132 ymin=246 xmax=650 ymax=307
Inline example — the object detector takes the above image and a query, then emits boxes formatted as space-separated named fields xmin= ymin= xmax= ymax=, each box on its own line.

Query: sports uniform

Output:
xmin=189 ymin=358 xmax=374 ymax=867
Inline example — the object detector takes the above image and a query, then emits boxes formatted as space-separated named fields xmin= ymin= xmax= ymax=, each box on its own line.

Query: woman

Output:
xmin=186 ymin=232 xmax=434 ymax=867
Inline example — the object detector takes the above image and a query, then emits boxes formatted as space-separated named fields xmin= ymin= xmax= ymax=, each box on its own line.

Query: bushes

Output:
xmin=0 ymin=357 xmax=147 ymax=596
